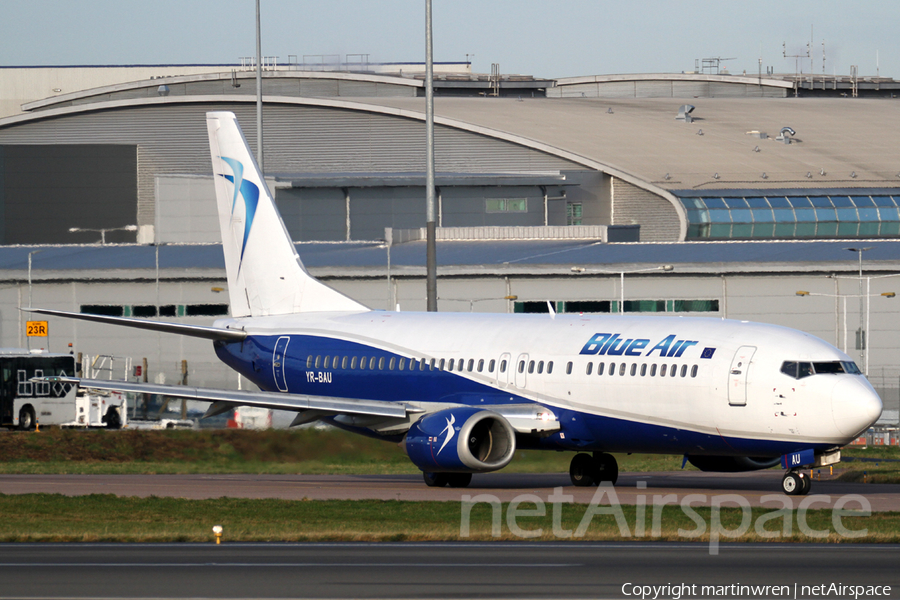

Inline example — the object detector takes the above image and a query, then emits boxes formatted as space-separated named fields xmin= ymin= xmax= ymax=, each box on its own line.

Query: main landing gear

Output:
xmin=422 ymin=472 xmax=473 ymax=488
xmin=781 ymin=470 xmax=812 ymax=496
xmin=569 ymin=452 xmax=618 ymax=487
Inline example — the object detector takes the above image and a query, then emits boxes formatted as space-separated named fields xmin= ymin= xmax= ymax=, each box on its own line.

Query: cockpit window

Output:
xmin=781 ymin=360 xmax=861 ymax=379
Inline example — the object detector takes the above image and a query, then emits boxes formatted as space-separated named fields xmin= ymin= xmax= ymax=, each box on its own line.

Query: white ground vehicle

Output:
xmin=0 ymin=349 xmax=78 ymax=429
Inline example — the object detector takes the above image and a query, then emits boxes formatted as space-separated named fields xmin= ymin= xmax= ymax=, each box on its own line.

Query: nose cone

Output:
xmin=832 ymin=377 xmax=883 ymax=438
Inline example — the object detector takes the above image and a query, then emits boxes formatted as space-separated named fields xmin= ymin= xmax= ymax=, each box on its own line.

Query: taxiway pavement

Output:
xmin=0 ymin=471 xmax=897 ymax=510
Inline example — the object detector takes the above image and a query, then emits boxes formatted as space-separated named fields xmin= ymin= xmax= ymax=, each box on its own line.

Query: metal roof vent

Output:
xmin=775 ymin=127 xmax=795 ymax=144
xmin=676 ymin=105 xmax=695 ymax=123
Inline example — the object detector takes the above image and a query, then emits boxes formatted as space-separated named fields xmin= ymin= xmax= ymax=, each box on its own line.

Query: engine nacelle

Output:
xmin=405 ymin=407 xmax=516 ymax=473
xmin=686 ymin=455 xmax=782 ymax=472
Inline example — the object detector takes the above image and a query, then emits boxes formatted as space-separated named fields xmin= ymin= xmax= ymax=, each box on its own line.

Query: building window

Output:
xmin=567 ymin=202 xmax=583 ymax=225
xmin=486 ymin=198 xmax=528 ymax=213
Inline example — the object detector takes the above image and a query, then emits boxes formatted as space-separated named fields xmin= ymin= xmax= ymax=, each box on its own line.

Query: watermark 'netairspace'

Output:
xmin=460 ymin=483 xmax=871 ymax=555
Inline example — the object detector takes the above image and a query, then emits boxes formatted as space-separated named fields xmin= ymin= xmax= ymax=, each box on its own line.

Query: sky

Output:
xmin=1 ymin=0 xmax=898 ymax=79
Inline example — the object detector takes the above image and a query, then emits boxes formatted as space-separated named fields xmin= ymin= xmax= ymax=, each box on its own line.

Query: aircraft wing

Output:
xmin=44 ymin=377 xmax=411 ymax=421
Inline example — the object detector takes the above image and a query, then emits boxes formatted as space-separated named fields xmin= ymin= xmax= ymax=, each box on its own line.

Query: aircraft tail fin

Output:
xmin=206 ymin=111 xmax=368 ymax=317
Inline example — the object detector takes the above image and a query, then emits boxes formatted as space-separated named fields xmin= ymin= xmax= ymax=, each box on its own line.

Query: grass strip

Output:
xmin=0 ymin=494 xmax=894 ymax=543
xmin=0 ymin=428 xmax=896 ymax=479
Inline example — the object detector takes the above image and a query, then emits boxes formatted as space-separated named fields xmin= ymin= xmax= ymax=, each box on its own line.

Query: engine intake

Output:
xmin=405 ymin=407 xmax=516 ymax=473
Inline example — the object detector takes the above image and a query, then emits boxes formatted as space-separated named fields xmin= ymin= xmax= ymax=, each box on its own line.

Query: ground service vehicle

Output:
xmin=0 ymin=349 xmax=77 ymax=429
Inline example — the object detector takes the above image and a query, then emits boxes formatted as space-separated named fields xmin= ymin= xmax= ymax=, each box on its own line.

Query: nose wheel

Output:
xmin=782 ymin=471 xmax=811 ymax=496
xmin=569 ymin=452 xmax=618 ymax=487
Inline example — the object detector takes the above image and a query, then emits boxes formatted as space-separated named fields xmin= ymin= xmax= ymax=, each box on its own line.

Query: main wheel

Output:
xmin=593 ymin=452 xmax=619 ymax=485
xmin=423 ymin=472 xmax=450 ymax=487
xmin=104 ymin=407 xmax=122 ymax=429
xmin=799 ymin=472 xmax=812 ymax=496
xmin=569 ymin=453 xmax=598 ymax=487
xmin=446 ymin=473 xmax=473 ymax=488
xmin=17 ymin=406 xmax=35 ymax=431
xmin=782 ymin=472 xmax=802 ymax=495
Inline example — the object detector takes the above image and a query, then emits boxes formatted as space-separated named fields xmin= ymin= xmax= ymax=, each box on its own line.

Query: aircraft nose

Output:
xmin=832 ymin=377 xmax=883 ymax=438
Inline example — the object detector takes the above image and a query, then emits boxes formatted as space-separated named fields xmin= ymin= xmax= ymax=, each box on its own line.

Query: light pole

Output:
xmin=68 ymin=225 xmax=138 ymax=244
xmin=846 ymin=247 xmax=873 ymax=371
xmin=571 ymin=265 xmax=674 ymax=313
xmin=796 ymin=288 xmax=894 ymax=374
xmin=26 ymin=249 xmax=44 ymax=350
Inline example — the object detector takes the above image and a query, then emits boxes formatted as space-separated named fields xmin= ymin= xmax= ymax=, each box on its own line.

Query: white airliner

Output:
xmin=31 ymin=111 xmax=883 ymax=495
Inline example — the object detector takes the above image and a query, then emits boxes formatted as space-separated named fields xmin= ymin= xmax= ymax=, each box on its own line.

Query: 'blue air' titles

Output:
xmin=580 ymin=333 xmax=715 ymax=359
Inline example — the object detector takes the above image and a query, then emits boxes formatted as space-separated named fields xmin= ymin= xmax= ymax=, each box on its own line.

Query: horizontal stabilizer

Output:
xmin=42 ymin=377 xmax=409 ymax=420
xmin=23 ymin=308 xmax=246 ymax=342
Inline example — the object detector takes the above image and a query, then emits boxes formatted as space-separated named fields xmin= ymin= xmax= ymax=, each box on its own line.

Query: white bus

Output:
xmin=0 ymin=349 xmax=78 ymax=429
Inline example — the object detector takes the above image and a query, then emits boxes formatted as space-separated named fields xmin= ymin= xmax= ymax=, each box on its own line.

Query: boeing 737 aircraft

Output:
xmin=30 ymin=112 xmax=883 ymax=495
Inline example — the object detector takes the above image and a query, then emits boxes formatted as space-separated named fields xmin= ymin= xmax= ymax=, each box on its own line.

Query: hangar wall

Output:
xmin=0 ymin=102 xmax=589 ymax=243
xmin=0 ymin=144 xmax=137 ymax=244
xmin=611 ymin=178 xmax=680 ymax=241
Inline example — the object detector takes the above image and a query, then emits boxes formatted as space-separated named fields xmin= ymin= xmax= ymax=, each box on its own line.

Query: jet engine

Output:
xmin=686 ymin=455 xmax=782 ymax=472
xmin=404 ymin=406 xmax=516 ymax=473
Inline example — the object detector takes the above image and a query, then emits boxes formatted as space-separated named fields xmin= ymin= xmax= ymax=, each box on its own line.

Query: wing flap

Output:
xmin=48 ymin=377 xmax=408 ymax=419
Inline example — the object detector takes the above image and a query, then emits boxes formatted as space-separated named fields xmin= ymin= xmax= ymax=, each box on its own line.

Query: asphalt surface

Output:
xmin=1 ymin=471 xmax=898 ymax=511
xmin=0 ymin=542 xmax=897 ymax=599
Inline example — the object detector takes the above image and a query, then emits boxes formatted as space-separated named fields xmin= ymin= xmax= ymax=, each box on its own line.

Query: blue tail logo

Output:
xmin=218 ymin=156 xmax=259 ymax=271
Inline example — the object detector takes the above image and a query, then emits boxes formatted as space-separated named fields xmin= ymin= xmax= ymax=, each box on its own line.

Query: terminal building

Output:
xmin=0 ymin=63 xmax=898 ymax=421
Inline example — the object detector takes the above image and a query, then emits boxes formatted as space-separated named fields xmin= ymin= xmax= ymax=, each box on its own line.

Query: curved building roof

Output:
xmin=2 ymin=69 xmax=900 ymax=244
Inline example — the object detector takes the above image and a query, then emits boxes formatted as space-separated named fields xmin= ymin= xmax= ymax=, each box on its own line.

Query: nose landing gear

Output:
xmin=782 ymin=470 xmax=811 ymax=496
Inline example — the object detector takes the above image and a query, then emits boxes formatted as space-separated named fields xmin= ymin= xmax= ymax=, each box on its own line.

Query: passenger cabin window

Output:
xmin=585 ymin=363 xmax=593 ymax=375
xmin=369 ymin=357 xmax=377 ymax=370
xmin=448 ymin=359 xmax=455 ymax=371
xmin=680 ymin=364 xmax=688 ymax=377
xmin=547 ymin=361 xmax=553 ymax=374
xmin=528 ymin=360 xmax=535 ymax=374
xmin=619 ymin=363 xmax=626 ymax=376
xmin=630 ymin=364 xmax=637 ymax=376
xmin=670 ymin=364 xmax=677 ymax=377
xmin=640 ymin=364 xmax=647 ymax=376
xmin=306 ymin=356 xmax=313 ymax=368
xmin=566 ymin=361 xmax=573 ymax=375
xmin=458 ymin=359 xmax=464 ymax=372
xmin=378 ymin=357 xmax=386 ymax=370
xmin=500 ymin=360 xmax=507 ymax=373
xmin=468 ymin=359 xmax=474 ymax=372
xmin=342 ymin=357 xmax=349 ymax=369
xmin=609 ymin=362 xmax=616 ymax=375
xmin=488 ymin=359 xmax=495 ymax=373
xmin=597 ymin=362 xmax=605 ymax=376
xmin=518 ymin=361 xmax=525 ymax=374
xmin=350 ymin=357 xmax=358 ymax=369
xmin=477 ymin=359 xmax=484 ymax=372
xmin=537 ymin=360 xmax=544 ymax=374
xmin=650 ymin=364 xmax=657 ymax=377
xmin=691 ymin=365 xmax=698 ymax=378
xmin=660 ymin=364 xmax=667 ymax=377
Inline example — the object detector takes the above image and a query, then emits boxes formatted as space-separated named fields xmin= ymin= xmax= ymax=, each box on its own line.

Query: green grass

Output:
xmin=0 ymin=428 xmax=896 ymax=479
xmin=0 ymin=428 xmax=693 ymax=475
xmin=0 ymin=493 xmax=893 ymax=543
